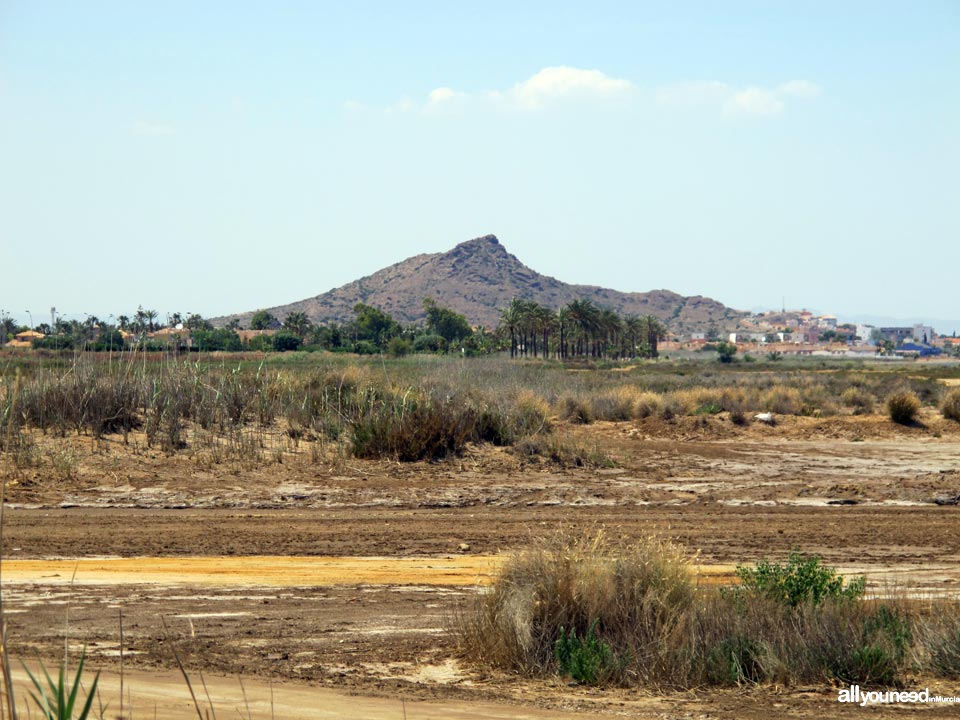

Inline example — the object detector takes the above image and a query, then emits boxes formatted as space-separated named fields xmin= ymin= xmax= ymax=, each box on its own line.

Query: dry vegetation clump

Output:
xmin=557 ymin=394 xmax=593 ymax=424
xmin=761 ymin=386 xmax=804 ymax=415
xmin=887 ymin=390 xmax=921 ymax=425
xmin=456 ymin=531 xmax=695 ymax=685
xmin=632 ymin=391 xmax=664 ymax=419
xmin=457 ymin=533 xmax=957 ymax=689
xmin=920 ymin=599 xmax=960 ymax=678
xmin=670 ymin=388 xmax=724 ymax=416
xmin=942 ymin=388 xmax=960 ymax=422
xmin=349 ymin=388 xmax=480 ymax=461
xmin=511 ymin=434 xmax=614 ymax=469
xmin=841 ymin=387 xmax=876 ymax=415
xmin=587 ymin=387 xmax=637 ymax=422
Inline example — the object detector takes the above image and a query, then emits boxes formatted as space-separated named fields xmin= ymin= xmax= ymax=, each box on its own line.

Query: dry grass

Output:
xmin=942 ymin=388 xmax=960 ymax=422
xmin=887 ymin=390 xmax=921 ymax=425
xmin=456 ymin=532 xmax=960 ymax=689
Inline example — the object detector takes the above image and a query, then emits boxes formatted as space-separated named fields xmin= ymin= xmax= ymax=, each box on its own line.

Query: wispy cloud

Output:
xmin=381 ymin=66 xmax=637 ymax=115
xmin=778 ymin=80 xmax=822 ymax=99
xmin=657 ymin=78 xmax=822 ymax=118
xmin=360 ymin=68 xmax=820 ymax=119
xmin=131 ymin=121 xmax=175 ymax=136
xmin=723 ymin=87 xmax=784 ymax=117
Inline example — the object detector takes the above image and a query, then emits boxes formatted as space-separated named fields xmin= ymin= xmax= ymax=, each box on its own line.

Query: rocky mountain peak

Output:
xmin=215 ymin=234 xmax=745 ymax=332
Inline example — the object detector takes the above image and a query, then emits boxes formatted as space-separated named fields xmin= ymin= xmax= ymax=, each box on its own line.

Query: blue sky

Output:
xmin=2 ymin=2 xmax=958 ymax=332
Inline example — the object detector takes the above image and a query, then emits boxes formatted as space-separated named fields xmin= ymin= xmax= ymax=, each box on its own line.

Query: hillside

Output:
xmin=216 ymin=235 xmax=745 ymax=333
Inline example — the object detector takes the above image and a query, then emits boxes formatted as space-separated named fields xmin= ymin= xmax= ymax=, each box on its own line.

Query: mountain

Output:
xmin=216 ymin=235 xmax=745 ymax=333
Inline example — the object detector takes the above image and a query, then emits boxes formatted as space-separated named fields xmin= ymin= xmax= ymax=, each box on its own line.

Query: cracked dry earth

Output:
xmin=3 ymin=410 xmax=960 ymax=718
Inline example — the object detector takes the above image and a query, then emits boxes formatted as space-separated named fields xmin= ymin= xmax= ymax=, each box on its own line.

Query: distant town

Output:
xmin=666 ymin=308 xmax=958 ymax=358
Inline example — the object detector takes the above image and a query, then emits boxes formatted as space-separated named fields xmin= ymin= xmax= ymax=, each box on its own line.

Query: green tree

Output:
xmin=350 ymin=303 xmax=399 ymax=347
xmin=422 ymin=298 xmax=472 ymax=346
xmin=185 ymin=313 xmax=213 ymax=331
xmin=250 ymin=310 xmax=279 ymax=330
xmin=283 ymin=311 xmax=313 ymax=339
xmin=716 ymin=341 xmax=737 ymax=363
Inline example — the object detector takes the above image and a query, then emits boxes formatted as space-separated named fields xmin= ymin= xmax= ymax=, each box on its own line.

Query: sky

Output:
xmin=2 ymin=1 xmax=958 ymax=333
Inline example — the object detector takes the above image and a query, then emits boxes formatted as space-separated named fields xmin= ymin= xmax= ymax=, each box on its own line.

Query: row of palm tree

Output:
xmin=498 ymin=298 xmax=667 ymax=360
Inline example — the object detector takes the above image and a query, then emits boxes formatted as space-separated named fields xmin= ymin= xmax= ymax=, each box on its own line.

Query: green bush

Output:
xmin=734 ymin=552 xmax=866 ymax=607
xmin=272 ymin=332 xmax=302 ymax=352
xmin=887 ymin=390 xmax=920 ymax=424
xmin=412 ymin=334 xmax=447 ymax=353
xmin=353 ymin=340 xmax=379 ymax=355
xmin=386 ymin=336 xmax=412 ymax=357
xmin=554 ymin=621 xmax=621 ymax=685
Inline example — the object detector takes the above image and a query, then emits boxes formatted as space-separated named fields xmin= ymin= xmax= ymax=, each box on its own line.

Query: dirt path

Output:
xmin=0 ymin=555 xmax=503 ymax=587
xmin=10 ymin=666 xmax=595 ymax=720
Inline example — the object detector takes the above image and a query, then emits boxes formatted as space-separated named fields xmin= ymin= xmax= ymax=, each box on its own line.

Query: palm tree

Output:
xmin=557 ymin=306 xmax=570 ymax=359
xmin=284 ymin=311 xmax=313 ymax=339
xmin=645 ymin=315 xmax=667 ymax=358
xmin=598 ymin=308 xmax=622 ymax=359
xmin=565 ymin=299 xmax=600 ymax=358
xmin=499 ymin=300 xmax=523 ymax=358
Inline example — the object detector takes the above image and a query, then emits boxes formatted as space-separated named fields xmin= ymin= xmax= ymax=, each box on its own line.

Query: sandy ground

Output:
xmin=3 ymin=411 xmax=960 ymax=717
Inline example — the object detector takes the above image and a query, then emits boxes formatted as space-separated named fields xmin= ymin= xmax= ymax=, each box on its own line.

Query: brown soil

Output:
xmin=3 ymin=411 xmax=960 ymax=717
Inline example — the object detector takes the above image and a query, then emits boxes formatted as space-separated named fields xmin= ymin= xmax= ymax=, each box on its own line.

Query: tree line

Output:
xmin=499 ymin=298 xmax=666 ymax=360
xmin=3 ymin=297 xmax=668 ymax=360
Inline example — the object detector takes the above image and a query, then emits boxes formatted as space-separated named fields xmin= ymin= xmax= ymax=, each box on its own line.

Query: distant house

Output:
xmin=878 ymin=327 xmax=914 ymax=344
xmin=6 ymin=329 xmax=44 ymax=348
xmin=237 ymin=329 xmax=277 ymax=343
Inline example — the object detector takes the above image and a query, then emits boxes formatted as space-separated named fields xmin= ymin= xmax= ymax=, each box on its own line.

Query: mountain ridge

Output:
xmin=215 ymin=235 xmax=745 ymax=332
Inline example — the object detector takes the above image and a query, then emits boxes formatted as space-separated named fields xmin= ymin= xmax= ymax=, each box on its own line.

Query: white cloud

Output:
xmin=422 ymin=86 xmax=468 ymax=114
xmin=491 ymin=66 xmax=636 ymax=110
xmin=372 ymin=70 xmax=819 ymax=119
xmin=778 ymin=80 xmax=822 ymax=99
xmin=427 ymin=87 xmax=464 ymax=105
xmin=723 ymin=87 xmax=785 ymax=117
xmin=131 ymin=121 xmax=175 ymax=136
xmin=389 ymin=66 xmax=636 ymax=115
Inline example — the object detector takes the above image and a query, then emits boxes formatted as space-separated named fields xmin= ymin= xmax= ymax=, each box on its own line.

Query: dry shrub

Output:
xmin=801 ymin=387 xmax=840 ymax=417
xmin=632 ymin=391 xmax=663 ymax=419
xmin=457 ymin=534 xmax=928 ymax=689
xmin=476 ymin=391 xmax=550 ymax=446
xmin=557 ymin=394 xmax=593 ymax=424
xmin=887 ymin=390 xmax=921 ymax=425
xmin=841 ymin=387 xmax=875 ymax=415
xmin=456 ymin=531 xmax=695 ymax=684
xmin=511 ymin=434 xmax=613 ymax=469
xmin=671 ymin=388 xmax=724 ymax=416
xmin=514 ymin=390 xmax=551 ymax=434
xmin=589 ymin=387 xmax=636 ymax=421
xmin=762 ymin=386 xmax=803 ymax=415
xmin=920 ymin=599 xmax=960 ymax=678
xmin=719 ymin=387 xmax=751 ymax=414
xmin=349 ymin=389 xmax=477 ymax=461
xmin=942 ymin=388 xmax=960 ymax=422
